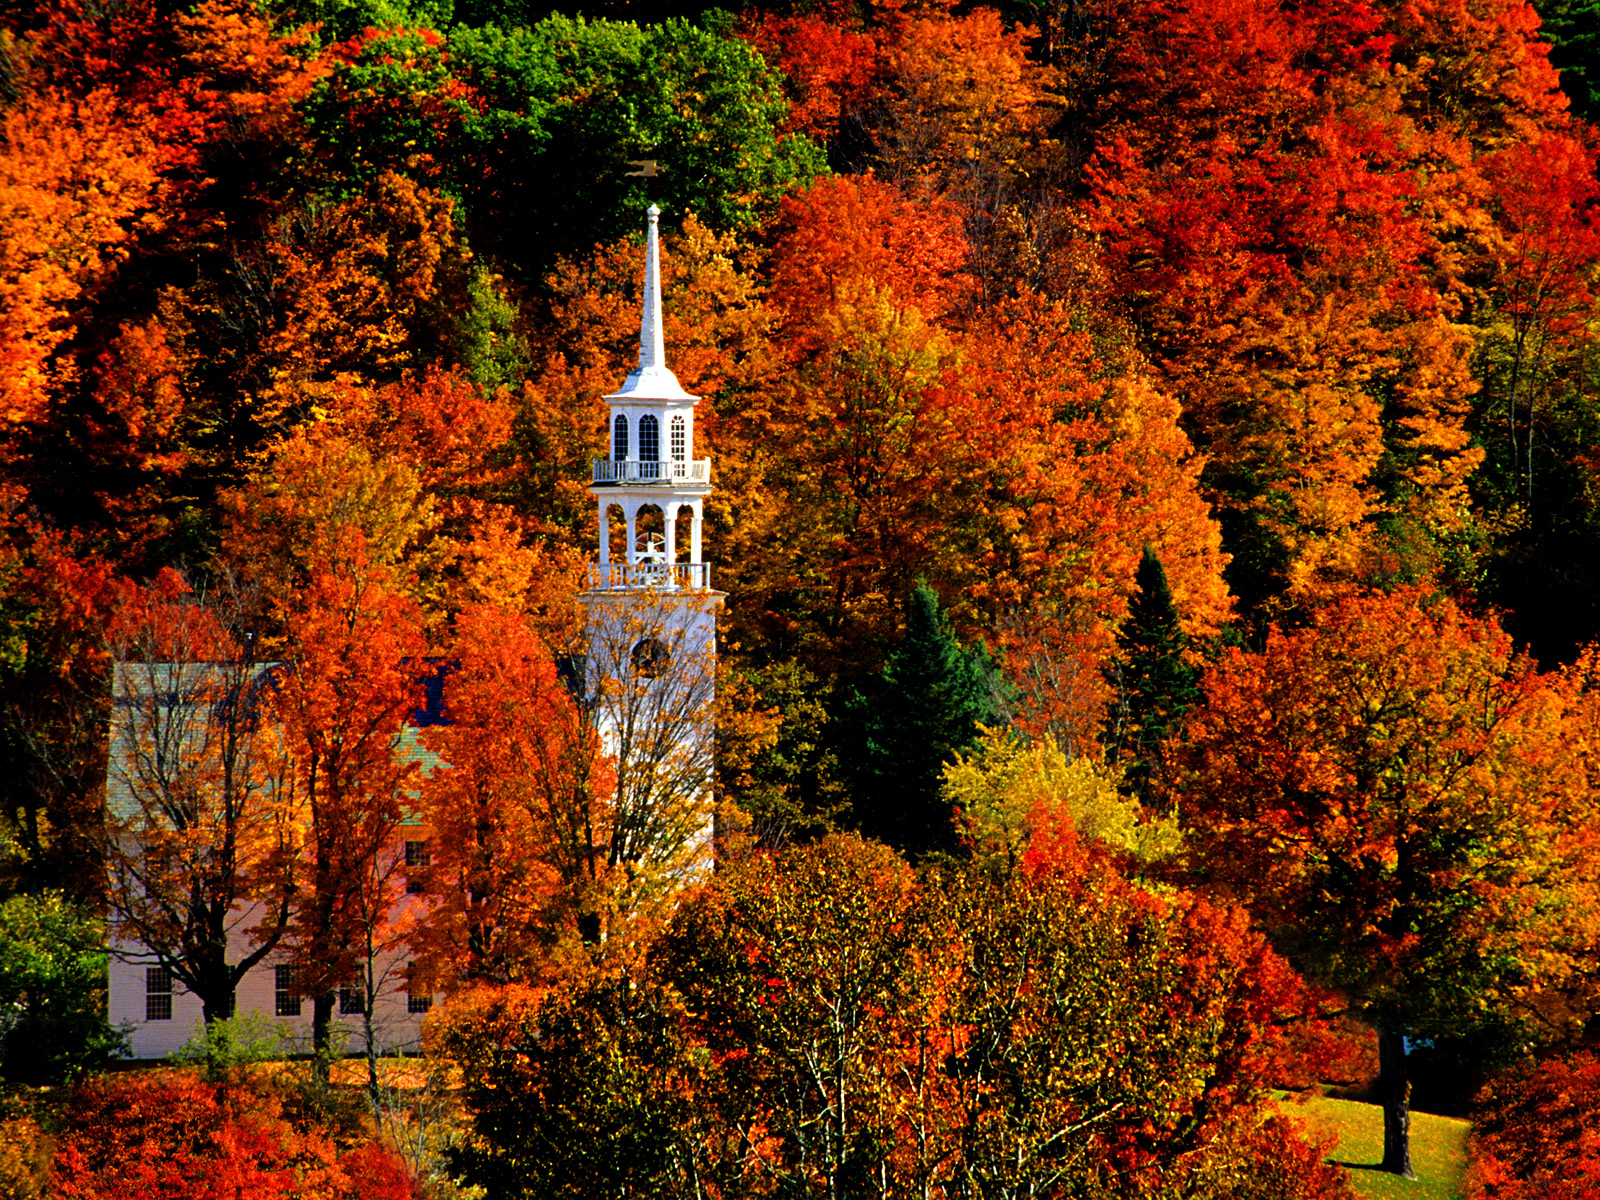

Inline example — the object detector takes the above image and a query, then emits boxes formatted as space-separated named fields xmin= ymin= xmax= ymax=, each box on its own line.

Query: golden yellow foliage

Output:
xmin=944 ymin=725 xmax=1178 ymax=868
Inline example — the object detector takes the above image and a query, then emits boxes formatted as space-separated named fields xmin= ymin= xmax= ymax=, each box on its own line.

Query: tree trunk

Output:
xmin=312 ymin=991 xmax=335 ymax=1087
xmin=1377 ymin=1028 xmax=1416 ymax=1178
xmin=362 ymin=933 xmax=381 ymax=1114
xmin=200 ymin=986 xmax=234 ymax=1027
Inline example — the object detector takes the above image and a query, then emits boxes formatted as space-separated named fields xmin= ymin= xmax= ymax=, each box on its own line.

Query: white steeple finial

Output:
xmin=606 ymin=206 xmax=696 ymax=403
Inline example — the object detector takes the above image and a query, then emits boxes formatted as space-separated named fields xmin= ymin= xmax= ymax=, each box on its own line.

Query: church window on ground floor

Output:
xmin=275 ymin=965 xmax=302 ymax=1017
xmin=146 ymin=966 xmax=173 ymax=1021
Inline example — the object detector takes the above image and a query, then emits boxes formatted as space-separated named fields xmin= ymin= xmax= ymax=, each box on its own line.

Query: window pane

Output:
xmin=339 ymin=985 xmax=365 ymax=1015
xmin=671 ymin=415 xmax=686 ymax=461
xmin=408 ymin=992 xmax=433 ymax=1014
xmin=639 ymin=414 xmax=659 ymax=462
xmin=613 ymin=414 xmax=628 ymax=461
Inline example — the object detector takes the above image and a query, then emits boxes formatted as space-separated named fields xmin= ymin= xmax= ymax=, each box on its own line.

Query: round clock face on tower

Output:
xmin=631 ymin=637 xmax=671 ymax=678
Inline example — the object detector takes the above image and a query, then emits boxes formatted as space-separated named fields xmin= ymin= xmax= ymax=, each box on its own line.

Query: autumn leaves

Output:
xmin=1 ymin=0 xmax=1599 ymax=1190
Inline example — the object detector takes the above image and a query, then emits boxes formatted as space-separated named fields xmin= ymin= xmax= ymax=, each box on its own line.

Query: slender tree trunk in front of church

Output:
xmin=312 ymin=990 xmax=335 ymax=1087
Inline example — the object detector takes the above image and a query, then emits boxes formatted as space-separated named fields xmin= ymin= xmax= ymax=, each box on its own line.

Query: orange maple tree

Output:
xmin=103 ymin=568 xmax=298 ymax=1029
xmin=270 ymin=530 xmax=429 ymax=1071
xmin=415 ymin=603 xmax=610 ymax=988
xmin=1172 ymin=585 xmax=1600 ymax=1177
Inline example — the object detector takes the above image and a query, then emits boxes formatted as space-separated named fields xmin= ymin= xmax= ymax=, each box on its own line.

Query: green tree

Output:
xmin=1114 ymin=547 xmax=1201 ymax=802
xmin=850 ymin=583 xmax=1006 ymax=858
xmin=0 ymin=892 xmax=125 ymax=1084
xmin=444 ymin=15 xmax=825 ymax=282
xmin=1536 ymin=0 xmax=1600 ymax=118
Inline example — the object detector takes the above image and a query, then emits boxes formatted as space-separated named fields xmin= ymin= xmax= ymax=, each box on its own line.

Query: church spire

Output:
xmin=608 ymin=205 xmax=695 ymax=403
xmin=589 ymin=205 xmax=712 ymax=588
xmin=640 ymin=204 xmax=666 ymax=372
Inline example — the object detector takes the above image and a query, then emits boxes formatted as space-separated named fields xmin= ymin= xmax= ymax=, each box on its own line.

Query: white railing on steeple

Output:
xmin=587 ymin=563 xmax=712 ymax=590
xmin=593 ymin=459 xmax=710 ymax=486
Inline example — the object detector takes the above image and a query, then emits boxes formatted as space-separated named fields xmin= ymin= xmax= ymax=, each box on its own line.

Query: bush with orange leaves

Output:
xmin=1465 ymin=1049 xmax=1600 ymax=1200
xmin=50 ymin=1071 xmax=417 ymax=1200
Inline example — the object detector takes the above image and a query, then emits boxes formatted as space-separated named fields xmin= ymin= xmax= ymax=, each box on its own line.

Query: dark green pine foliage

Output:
xmin=852 ymin=584 xmax=1005 ymax=859
xmin=1117 ymin=548 xmax=1201 ymax=802
xmin=1536 ymin=0 xmax=1600 ymax=119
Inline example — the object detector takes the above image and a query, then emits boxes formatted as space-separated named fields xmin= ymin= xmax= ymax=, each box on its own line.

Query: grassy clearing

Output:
xmin=1279 ymin=1094 xmax=1471 ymax=1200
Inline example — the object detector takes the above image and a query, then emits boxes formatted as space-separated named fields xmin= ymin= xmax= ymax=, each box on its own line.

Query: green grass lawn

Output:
xmin=1279 ymin=1095 xmax=1472 ymax=1200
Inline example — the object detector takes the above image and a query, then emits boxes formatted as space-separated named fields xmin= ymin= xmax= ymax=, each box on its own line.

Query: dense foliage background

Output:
xmin=1 ymin=0 xmax=1599 ymax=1192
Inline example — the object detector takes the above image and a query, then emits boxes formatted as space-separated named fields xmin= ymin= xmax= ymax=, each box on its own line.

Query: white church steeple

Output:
xmin=580 ymin=206 xmax=722 ymax=885
xmin=588 ymin=205 xmax=714 ymax=590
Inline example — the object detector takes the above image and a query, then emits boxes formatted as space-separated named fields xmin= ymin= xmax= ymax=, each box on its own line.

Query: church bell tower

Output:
xmin=580 ymin=206 xmax=721 ymax=871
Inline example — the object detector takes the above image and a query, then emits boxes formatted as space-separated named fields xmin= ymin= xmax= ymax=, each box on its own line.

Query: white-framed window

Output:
xmin=146 ymin=966 xmax=173 ymax=1021
xmin=639 ymin=413 xmax=659 ymax=462
xmin=613 ymin=414 xmax=629 ymax=461
xmin=406 ymin=964 xmax=433 ymax=1014
xmin=275 ymin=965 xmax=302 ymax=1017
xmin=670 ymin=415 xmax=686 ymax=461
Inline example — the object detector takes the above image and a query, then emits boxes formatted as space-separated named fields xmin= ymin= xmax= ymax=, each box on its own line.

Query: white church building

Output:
xmin=106 ymin=206 xmax=719 ymax=1057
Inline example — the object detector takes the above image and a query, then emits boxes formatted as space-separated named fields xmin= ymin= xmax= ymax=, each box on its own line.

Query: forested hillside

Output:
xmin=1 ymin=0 xmax=1599 ymax=1194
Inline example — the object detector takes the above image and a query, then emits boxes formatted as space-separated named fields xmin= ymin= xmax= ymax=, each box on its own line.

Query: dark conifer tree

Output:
xmin=1117 ymin=547 xmax=1201 ymax=802
xmin=1536 ymin=0 xmax=1600 ymax=119
xmin=850 ymin=583 xmax=1005 ymax=859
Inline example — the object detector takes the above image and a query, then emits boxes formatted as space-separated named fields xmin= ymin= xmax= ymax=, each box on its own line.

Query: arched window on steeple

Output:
xmin=613 ymin=414 xmax=628 ymax=461
xmin=670 ymin=415 xmax=686 ymax=462
xmin=639 ymin=414 xmax=660 ymax=462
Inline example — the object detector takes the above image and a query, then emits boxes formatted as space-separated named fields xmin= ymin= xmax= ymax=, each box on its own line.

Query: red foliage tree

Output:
xmin=271 ymin=530 xmax=429 ymax=1071
xmin=415 ymin=603 xmax=609 ymax=987
xmin=739 ymin=11 xmax=879 ymax=143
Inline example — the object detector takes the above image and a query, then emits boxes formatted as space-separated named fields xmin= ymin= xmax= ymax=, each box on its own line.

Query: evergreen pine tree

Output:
xmin=1117 ymin=548 xmax=1201 ymax=801
xmin=1536 ymin=0 xmax=1600 ymax=119
xmin=851 ymin=583 xmax=1005 ymax=858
